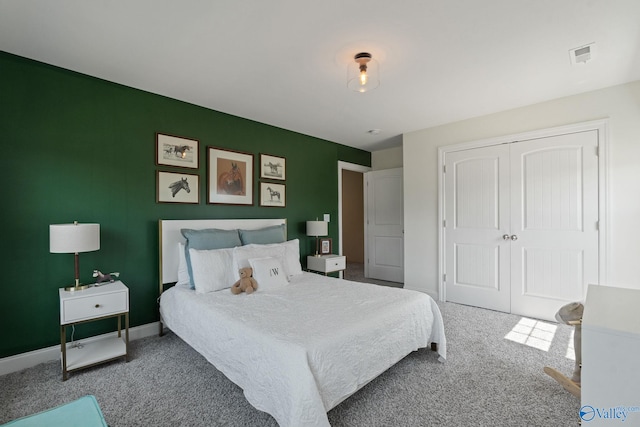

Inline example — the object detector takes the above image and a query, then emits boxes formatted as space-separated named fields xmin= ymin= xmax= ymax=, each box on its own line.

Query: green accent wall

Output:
xmin=0 ymin=51 xmax=370 ymax=358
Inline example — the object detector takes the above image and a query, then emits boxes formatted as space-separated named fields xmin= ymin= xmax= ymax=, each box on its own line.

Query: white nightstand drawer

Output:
xmin=60 ymin=282 xmax=128 ymax=324
xmin=325 ymin=256 xmax=346 ymax=272
xmin=307 ymin=255 xmax=346 ymax=273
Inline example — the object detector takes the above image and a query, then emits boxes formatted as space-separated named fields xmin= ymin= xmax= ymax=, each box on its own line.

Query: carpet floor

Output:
xmin=344 ymin=262 xmax=403 ymax=288
xmin=0 ymin=301 xmax=579 ymax=426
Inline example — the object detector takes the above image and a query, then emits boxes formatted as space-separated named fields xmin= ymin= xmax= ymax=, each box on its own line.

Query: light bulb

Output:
xmin=359 ymin=69 xmax=368 ymax=86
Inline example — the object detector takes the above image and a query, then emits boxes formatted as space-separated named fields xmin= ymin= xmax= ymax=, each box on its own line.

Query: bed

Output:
xmin=158 ymin=218 xmax=446 ymax=427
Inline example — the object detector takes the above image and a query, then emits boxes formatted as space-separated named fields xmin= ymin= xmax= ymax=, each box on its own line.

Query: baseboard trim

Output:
xmin=0 ymin=321 xmax=160 ymax=376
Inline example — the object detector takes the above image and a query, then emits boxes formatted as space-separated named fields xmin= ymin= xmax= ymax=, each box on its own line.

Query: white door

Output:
xmin=444 ymin=144 xmax=511 ymax=313
xmin=444 ymin=131 xmax=599 ymax=321
xmin=509 ymin=132 xmax=599 ymax=320
xmin=365 ymin=168 xmax=404 ymax=283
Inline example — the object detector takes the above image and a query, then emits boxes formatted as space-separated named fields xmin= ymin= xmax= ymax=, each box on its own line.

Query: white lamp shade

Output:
xmin=50 ymin=223 xmax=100 ymax=253
xmin=306 ymin=221 xmax=328 ymax=237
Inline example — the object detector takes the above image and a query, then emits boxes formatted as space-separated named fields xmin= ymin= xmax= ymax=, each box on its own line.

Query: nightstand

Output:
xmin=59 ymin=281 xmax=129 ymax=380
xmin=307 ymin=255 xmax=346 ymax=275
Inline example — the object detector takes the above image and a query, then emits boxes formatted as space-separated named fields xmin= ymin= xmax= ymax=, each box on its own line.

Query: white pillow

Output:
xmin=249 ymin=257 xmax=289 ymax=291
xmin=177 ymin=243 xmax=190 ymax=286
xmin=232 ymin=244 xmax=287 ymax=279
xmin=279 ymin=239 xmax=303 ymax=277
xmin=188 ymin=247 xmax=236 ymax=293
xmin=237 ymin=240 xmax=302 ymax=277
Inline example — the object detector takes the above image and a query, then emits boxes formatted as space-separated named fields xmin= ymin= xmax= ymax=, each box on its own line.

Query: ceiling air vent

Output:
xmin=569 ymin=43 xmax=596 ymax=65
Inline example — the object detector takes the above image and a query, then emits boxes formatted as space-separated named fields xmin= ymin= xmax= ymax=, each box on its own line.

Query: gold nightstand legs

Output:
xmin=60 ymin=312 xmax=129 ymax=380
xmin=125 ymin=312 xmax=129 ymax=362
xmin=60 ymin=325 xmax=68 ymax=381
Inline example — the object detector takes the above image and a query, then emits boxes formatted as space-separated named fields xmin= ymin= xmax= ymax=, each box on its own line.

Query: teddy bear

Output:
xmin=230 ymin=267 xmax=258 ymax=294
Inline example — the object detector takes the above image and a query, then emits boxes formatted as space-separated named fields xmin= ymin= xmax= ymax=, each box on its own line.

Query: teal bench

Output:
xmin=2 ymin=395 xmax=107 ymax=427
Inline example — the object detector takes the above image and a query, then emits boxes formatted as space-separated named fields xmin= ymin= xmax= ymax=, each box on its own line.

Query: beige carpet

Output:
xmin=344 ymin=262 xmax=403 ymax=288
xmin=0 ymin=300 xmax=580 ymax=426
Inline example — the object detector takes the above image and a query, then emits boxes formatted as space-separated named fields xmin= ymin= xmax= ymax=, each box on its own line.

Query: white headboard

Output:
xmin=159 ymin=218 xmax=287 ymax=291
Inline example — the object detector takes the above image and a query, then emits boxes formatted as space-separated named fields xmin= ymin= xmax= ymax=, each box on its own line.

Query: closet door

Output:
xmin=444 ymin=144 xmax=511 ymax=313
xmin=444 ymin=130 xmax=600 ymax=321
xmin=509 ymin=131 xmax=599 ymax=320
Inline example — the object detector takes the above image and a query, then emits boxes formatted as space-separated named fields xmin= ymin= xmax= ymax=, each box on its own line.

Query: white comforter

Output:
xmin=160 ymin=272 xmax=446 ymax=427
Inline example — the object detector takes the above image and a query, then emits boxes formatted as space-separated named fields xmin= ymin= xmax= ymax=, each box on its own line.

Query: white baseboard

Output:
xmin=0 ymin=321 xmax=160 ymax=376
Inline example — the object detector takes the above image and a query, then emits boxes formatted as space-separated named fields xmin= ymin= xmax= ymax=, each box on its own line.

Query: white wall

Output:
xmin=371 ymin=146 xmax=403 ymax=170
xmin=403 ymin=80 xmax=640 ymax=297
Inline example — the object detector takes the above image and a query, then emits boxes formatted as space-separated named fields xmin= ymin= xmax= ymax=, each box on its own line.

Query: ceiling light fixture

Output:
xmin=348 ymin=52 xmax=379 ymax=93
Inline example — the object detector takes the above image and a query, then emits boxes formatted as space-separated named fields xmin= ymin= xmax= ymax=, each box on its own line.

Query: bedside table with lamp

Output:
xmin=50 ymin=222 xmax=129 ymax=381
xmin=305 ymin=219 xmax=347 ymax=275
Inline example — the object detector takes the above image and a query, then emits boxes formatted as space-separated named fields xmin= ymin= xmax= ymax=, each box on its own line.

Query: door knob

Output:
xmin=503 ymin=234 xmax=510 ymax=241
xmin=510 ymin=235 xmax=518 ymax=241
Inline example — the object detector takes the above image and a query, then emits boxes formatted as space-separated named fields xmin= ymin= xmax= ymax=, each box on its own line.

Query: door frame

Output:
xmin=437 ymin=119 xmax=609 ymax=302
xmin=338 ymin=161 xmax=371 ymax=270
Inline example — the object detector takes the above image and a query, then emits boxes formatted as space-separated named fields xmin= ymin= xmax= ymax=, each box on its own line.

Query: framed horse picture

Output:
xmin=156 ymin=133 xmax=199 ymax=169
xmin=260 ymin=153 xmax=286 ymax=181
xmin=259 ymin=182 xmax=285 ymax=207
xmin=207 ymin=147 xmax=254 ymax=205
xmin=157 ymin=171 xmax=200 ymax=204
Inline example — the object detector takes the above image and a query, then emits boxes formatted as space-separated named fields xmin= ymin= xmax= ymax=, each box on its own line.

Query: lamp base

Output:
xmin=313 ymin=236 xmax=321 ymax=257
xmin=64 ymin=281 xmax=91 ymax=292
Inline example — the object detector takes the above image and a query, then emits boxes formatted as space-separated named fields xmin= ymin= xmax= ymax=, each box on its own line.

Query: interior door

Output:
xmin=444 ymin=130 xmax=599 ymax=321
xmin=509 ymin=131 xmax=599 ymax=320
xmin=365 ymin=168 xmax=404 ymax=283
xmin=444 ymin=144 xmax=511 ymax=313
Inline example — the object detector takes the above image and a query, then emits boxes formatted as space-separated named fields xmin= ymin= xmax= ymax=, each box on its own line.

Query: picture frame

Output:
xmin=319 ymin=237 xmax=332 ymax=255
xmin=207 ymin=147 xmax=253 ymax=205
xmin=157 ymin=171 xmax=200 ymax=204
xmin=156 ymin=133 xmax=199 ymax=169
xmin=259 ymin=182 xmax=286 ymax=207
xmin=318 ymin=237 xmax=333 ymax=255
xmin=260 ymin=153 xmax=286 ymax=181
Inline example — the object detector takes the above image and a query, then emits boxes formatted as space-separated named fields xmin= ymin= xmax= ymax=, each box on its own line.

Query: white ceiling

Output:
xmin=2 ymin=1 xmax=639 ymax=152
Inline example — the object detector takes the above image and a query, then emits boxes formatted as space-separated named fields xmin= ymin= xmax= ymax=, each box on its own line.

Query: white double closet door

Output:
xmin=444 ymin=130 xmax=599 ymax=321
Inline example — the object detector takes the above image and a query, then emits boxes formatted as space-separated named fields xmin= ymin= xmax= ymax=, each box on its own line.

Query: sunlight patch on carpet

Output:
xmin=565 ymin=329 xmax=575 ymax=360
xmin=504 ymin=317 xmax=557 ymax=351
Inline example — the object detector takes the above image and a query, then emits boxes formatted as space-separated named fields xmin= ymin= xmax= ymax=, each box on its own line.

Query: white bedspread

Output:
xmin=160 ymin=272 xmax=446 ymax=427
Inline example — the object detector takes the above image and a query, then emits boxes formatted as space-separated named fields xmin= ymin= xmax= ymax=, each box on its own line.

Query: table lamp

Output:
xmin=50 ymin=221 xmax=100 ymax=291
xmin=306 ymin=220 xmax=328 ymax=257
